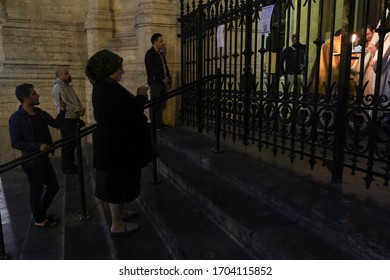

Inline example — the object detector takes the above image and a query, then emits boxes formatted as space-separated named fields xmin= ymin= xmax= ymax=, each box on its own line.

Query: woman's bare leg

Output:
xmin=109 ymin=203 xmax=125 ymax=232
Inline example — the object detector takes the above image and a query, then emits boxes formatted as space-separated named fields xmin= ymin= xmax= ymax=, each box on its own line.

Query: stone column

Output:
xmin=84 ymin=0 xmax=116 ymax=123
xmin=84 ymin=0 xmax=181 ymax=125
xmin=0 ymin=0 xmax=6 ymax=73
xmin=85 ymin=0 xmax=116 ymax=54
xmin=136 ymin=0 xmax=181 ymax=125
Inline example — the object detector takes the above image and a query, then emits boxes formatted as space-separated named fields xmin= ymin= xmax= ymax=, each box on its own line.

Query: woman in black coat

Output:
xmin=86 ymin=49 xmax=150 ymax=236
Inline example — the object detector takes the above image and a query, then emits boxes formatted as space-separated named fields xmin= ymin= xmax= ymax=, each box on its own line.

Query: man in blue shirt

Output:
xmin=9 ymin=83 xmax=66 ymax=227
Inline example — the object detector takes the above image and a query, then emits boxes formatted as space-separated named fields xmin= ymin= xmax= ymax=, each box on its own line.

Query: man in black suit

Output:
xmin=145 ymin=33 xmax=171 ymax=129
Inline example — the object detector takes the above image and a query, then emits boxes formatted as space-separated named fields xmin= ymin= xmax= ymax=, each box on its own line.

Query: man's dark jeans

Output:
xmin=26 ymin=156 xmax=60 ymax=223
xmin=60 ymin=118 xmax=79 ymax=170
xmin=149 ymin=84 xmax=167 ymax=128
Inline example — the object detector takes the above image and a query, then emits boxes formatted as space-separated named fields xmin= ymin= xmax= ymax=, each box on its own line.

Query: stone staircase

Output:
xmin=154 ymin=127 xmax=390 ymax=259
xmin=151 ymin=142 xmax=344 ymax=259
xmin=2 ymin=126 xmax=390 ymax=259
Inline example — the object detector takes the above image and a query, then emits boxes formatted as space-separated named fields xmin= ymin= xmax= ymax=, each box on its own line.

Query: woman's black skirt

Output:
xmin=95 ymin=167 xmax=141 ymax=203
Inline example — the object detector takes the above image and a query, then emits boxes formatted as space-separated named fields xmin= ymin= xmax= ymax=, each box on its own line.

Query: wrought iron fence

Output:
xmin=179 ymin=0 xmax=390 ymax=187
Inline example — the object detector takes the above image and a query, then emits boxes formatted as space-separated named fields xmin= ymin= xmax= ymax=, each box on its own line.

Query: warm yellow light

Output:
xmin=352 ymin=33 xmax=357 ymax=43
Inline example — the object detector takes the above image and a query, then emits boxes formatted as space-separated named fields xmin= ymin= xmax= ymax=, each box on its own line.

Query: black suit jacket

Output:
xmin=145 ymin=46 xmax=171 ymax=86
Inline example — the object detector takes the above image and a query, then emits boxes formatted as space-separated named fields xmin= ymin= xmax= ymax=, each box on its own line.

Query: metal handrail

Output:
xmin=144 ymin=74 xmax=232 ymax=108
xmin=0 ymin=73 xmax=232 ymax=259
xmin=0 ymin=74 xmax=230 ymax=174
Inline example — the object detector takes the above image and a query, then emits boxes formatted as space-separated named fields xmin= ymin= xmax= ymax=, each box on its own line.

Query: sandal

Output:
xmin=110 ymin=223 xmax=140 ymax=237
xmin=35 ymin=219 xmax=58 ymax=228
xmin=122 ymin=210 xmax=139 ymax=222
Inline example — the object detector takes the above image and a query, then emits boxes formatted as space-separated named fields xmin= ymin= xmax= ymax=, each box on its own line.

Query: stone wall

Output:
xmin=133 ymin=0 xmax=181 ymax=125
xmin=85 ymin=0 xmax=181 ymax=125
xmin=0 ymin=0 xmax=181 ymax=165
xmin=0 ymin=0 xmax=88 ymax=126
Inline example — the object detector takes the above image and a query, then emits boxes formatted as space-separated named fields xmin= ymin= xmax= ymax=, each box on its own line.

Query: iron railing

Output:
xmin=180 ymin=0 xmax=390 ymax=188
xmin=0 ymin=73 xmax=229 ymax=259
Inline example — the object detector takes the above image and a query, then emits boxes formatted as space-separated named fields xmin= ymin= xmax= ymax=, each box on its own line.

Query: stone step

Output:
xmin=63 ymin=169 xmax=114 ymax=260
xmin=99 ymin=198 xmax=175 ymax=260
xmin=84 ymin=142 xmax=254 ymax=260
xmin=156 ymin=127 xmax=390 ymax=259
xmin=1 ymin=143 xmax=174 ymax=260
xmin=83 ymin=143 xmax=174 ymax=260
xmin=1 ymin=158 xmax=64 ymax=260
xmin=139 ymin=166 xmax=255 ymax=260
xmin=155 ymin=137 xmax=348 ymax=259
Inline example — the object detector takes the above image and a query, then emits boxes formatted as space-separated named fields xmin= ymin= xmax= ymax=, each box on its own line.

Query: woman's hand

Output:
xmin=136 ymin=85 xmax=149 ymax=98
xmin=40 ymin=143 xmax=49 ymax=151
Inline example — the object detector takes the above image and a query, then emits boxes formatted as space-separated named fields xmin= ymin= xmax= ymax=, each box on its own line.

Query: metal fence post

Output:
xmin=196 ymin=0 xmax=204 ymax=133
xmin=213 ymin=68 xmax=223 ymax=153
xmin=75 ymin=123 xmax=90 ymax=220
xmin=150 ymin=92 xmax=161 ymax=184
xmin=331 ymin=0 xmax=355 ymax=183
xmin=242 ymin=0 xmax=254 ymax=145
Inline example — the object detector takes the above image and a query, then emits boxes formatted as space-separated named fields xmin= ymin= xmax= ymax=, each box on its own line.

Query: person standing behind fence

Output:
xmin=85 ymin=49 xmax=151 ymax=236
xmin=280 ymin=34 xmax=306 ymax=93
xmin=9 ymin=83 xmax=67 ymax=227
xmin=51 ymin=67 xmax=85 ymax=174
xmin=373 ymin=30 xmax=390 ymax=104
xmin=309 ymin=29 xmax=342 ymax=95
xmin=145 ymin=33 xmax=171 ymax=130
xmin=351 ymin=25 xmax=377 ymax=97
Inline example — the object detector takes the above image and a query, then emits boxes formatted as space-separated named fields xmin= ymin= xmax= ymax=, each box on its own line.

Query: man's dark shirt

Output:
xmin=280 ymin=43 xmax=306 ymax=75
xmin=29 ymin=114 xmax=52 ymax=145
xmin=9 ymin=105 xmax=65 ymax=171
xmin=145 ymin=46 xmax=171 ymax=86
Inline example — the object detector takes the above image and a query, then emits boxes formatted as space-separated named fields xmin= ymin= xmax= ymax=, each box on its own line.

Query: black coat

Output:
xmin=145 ymin=46 xmax=171 ymax=86
xmin=280 ymin=43 xmax=306 ymax=75
xmin=92 ymin=78 xmax=151 ymax=171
